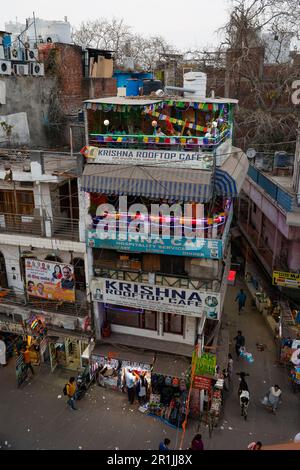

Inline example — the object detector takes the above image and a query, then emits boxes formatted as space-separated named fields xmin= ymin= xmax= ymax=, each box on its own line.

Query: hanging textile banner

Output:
xmin=145 ymin=101 xmax=225 ymax=113
xmin=144 ymin=109 xmax=209 ymax=132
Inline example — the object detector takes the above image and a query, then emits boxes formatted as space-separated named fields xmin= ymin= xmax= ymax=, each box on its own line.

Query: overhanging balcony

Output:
xmin=0 ymin=212 xmax=80 ymax=241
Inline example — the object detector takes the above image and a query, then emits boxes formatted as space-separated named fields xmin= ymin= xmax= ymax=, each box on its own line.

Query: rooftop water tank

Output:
xmin=184 ymin=71 xmax=207 ymax=99
xmin=126 ymin=78 xmax=140 ymax=97
xmin=142 ymin=79 xmax=163 ymax=96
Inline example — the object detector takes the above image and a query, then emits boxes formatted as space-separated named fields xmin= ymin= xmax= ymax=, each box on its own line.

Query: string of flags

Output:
xmin=145 ymin=101 xmax=226 ymax=112
xmin=144 ymin=109 xmax=209 ymax=132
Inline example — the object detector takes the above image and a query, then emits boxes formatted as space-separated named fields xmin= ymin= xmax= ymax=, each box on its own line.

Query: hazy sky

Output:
xmin=1 ymin=0 xmax=231 ymax=50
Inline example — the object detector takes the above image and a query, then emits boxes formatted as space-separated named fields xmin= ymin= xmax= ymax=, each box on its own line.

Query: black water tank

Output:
xmin=142 ymin=79 xmax=163 ymax=95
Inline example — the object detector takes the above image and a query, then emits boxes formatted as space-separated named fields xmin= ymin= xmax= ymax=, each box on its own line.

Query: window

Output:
xmin=163 ymin=313 xmax=184 ymax=335
xmin=106 ymin=305 xmax=157 ymax=331
xmin=160 ymin=255 xmax=185 ymax=275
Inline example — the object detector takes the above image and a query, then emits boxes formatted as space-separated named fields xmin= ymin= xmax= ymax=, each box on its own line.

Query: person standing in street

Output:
xmin=136 ymin=372 xmax=148 ymax=405
xmin=227 ymin=353 xmax=234 ymax=383
xmin=235 ymin=289 xmax=247 ymax=314
xmin=66 ymin=377 xmax=77 ymax=410
xmin=248 ymin=441 xmax=262 ymax=450
xmin=125 ymin=368 xmax=136 ymax=404
xmin=264 ymin=384 xmax=282 ymax=414
xmin=234 ymin=331 xmax=245 ymax=358
xmin=190 ymin=434 xmax=204 ymax=450
xmin=159 ymin=438 xmax=170 ymax=451
xmin=22 ymin=346 xmax=34 ymax=376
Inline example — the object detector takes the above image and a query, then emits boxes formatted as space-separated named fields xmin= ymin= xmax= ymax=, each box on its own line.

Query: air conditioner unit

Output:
xmin=0 ymin=60 xmax=12 ymax=75
xmin=26 ymin=48 xmax=38 ymax=61
xmin=10 ymin=47 xmax=24 ymax=61
xmin=31 ymin=62 xmax=44 ymax=76
xmin=14 ymin=64 xmax=29 ymax=76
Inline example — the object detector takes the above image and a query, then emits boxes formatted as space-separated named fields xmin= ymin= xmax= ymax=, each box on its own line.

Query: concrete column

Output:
xmin=83 ymin=109 xmax=89 ymax=146
xmin=158 ymin=311 xmax=163 ymax=337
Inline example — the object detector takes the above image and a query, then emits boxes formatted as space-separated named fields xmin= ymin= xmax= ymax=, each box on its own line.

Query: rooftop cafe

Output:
xmin=83 ymin=96 xmax=237 ymax=163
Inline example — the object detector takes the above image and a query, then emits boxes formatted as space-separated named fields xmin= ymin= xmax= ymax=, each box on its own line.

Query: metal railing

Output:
xmin=89 ymin=129 xmax=231 ymax=153
xmin=0 ymin=288 xmax=89 ymax=317
xmin=248 ymin=164 xmax=295 ymax=212
xmin=0 ymin=212 xmax=80 ymax=241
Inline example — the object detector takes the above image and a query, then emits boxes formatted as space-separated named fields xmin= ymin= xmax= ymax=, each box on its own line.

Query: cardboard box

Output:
xmin=97 ymin=57 xmax=113 ymax=78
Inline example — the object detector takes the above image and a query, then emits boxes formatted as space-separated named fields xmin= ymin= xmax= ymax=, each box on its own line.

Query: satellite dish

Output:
xmin=246 ymin=148 xmax=256 ymax=159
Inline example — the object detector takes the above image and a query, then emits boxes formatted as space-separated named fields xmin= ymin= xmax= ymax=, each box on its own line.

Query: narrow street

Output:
xmin=0 ymin=277 xmax=299 ymax=450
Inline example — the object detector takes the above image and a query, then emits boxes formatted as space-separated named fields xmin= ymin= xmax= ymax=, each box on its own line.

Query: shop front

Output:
xmin=47 ymin=329 xmax=90 ymax=372
xmin=148 ymin=354 xmax=190 ymax=429
xmin=91 ymin=343 xmax=154 ymax=392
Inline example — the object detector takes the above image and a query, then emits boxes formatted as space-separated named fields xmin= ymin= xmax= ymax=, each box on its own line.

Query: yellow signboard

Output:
xmin=273 ymin=271 xmax=300 ymax=289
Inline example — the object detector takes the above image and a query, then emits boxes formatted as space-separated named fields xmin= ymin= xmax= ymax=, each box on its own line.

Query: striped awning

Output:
xmin=81 ymin=164 xmax=212 ymax=202
xmin=214 ymin=148 xmax=249 ymax=197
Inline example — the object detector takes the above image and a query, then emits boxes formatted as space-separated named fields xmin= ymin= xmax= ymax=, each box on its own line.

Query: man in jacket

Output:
xmin=66 ymin=377 xmax=77 ymax=410
xmin=234 ymin=331 xmax=245 ymax=358
xmin=235 ymin=289 xmax=247 ymax=314
xmin=23 ymin=346 xmax=34 ymax=376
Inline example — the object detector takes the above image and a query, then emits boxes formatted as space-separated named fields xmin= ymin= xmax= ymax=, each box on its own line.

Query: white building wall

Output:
xmin=0 ymin=244 xmax=23 ymax=291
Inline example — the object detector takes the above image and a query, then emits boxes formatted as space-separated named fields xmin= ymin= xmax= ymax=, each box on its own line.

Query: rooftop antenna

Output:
xmin=33 ymin=11 xmax=38 ymax=48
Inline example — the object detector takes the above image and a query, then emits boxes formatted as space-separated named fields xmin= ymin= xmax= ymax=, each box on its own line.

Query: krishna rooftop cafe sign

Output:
xmin=83 ymin=146 xmax=213 ymax=170
xmin=91 ymin=278 xmax=221 ymax=319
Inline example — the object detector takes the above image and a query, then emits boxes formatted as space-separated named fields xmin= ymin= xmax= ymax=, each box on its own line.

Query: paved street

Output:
xmin=0 ymin=279 xmax=299 ymax=450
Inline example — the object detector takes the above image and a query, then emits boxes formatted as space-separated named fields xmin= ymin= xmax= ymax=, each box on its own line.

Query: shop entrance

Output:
xmin=47 ymin=337 xmax=88 ymax=372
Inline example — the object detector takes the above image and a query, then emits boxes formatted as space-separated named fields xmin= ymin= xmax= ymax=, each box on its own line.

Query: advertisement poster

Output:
xmin=87 ymin=231 xmax=223 ymax=259
xmin=193 ymin=376 xmax=212 ymax=391
xmin=25 ymin=259 xmax=75 ymax=302
xmin=273 ymin=271 xmax=300 ymax=289
xmin=91 ymin=278 xmax=220 ymax=319
xmin=192 ymin=352 xmax=217 ymax=376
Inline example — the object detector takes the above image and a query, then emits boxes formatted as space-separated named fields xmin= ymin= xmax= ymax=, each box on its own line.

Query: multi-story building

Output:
xmin=0 ymin=148 xmax=91 ymax=372
xmin=237 ymin=130 xmax=300 ymax=303
xmin=80 ymin=95 xmax=249 ymax=371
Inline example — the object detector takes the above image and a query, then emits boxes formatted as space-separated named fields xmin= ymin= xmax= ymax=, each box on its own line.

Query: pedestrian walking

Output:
xmin=125 ymin=368 xmax=136 ymax=404
xmin=234 ymin=331 xmax=245 ymax=358
xmin=66 ymin=377 xmax=78 ymax=410
xmin=189 ymin=434 xmax=204 ymax=450
xmin=235 ymin=289 xmax=247 ymax=314
xmin=22 ymin=346 xmax=34 ymax=376
xmin=227 ymin=353 xmax=233 ymax=383
xmin=136 ymin=372 xmax=148 ymax=405
xmin=159 ymin=438 xmax=170 ymax=451
xmin=248 ymin=441 xmax=262 ymax=450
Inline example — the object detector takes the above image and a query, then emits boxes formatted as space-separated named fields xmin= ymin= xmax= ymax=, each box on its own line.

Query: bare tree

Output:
xmin=73 ymin=18 xmax=176 ymax=70
xmin=219 ymin=0 xmax=300 ymax=148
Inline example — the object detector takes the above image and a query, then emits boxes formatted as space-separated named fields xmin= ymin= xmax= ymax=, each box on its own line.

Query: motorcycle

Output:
xmin=75 ymin=366 xmax=95 ymax=400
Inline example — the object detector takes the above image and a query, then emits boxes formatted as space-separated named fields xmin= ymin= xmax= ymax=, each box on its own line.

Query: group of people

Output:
xmin=159 ymin=434 xmax=204 ymax=451
xmin=124 ymin=368 xmax=148 ymax=405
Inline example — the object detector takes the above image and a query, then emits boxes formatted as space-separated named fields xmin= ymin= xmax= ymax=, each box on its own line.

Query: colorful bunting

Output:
xmin=144 ymin=109 xmax=209 ymax=132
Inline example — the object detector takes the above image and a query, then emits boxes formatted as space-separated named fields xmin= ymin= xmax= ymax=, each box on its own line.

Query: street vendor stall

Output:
xmin=147 ymin=354 xmax=190 ymax=429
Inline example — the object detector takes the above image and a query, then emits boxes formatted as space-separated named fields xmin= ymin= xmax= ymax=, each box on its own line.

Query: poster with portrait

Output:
xmin=25 ymin=259 xmax=75 ymax=302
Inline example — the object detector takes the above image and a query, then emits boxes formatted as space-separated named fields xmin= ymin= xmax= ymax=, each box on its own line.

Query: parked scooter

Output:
xmin=76 ymin=366 xmax=95 ymax=400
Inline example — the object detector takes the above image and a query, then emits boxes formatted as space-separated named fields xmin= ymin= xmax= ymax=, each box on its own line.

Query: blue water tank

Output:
xmin=3 ymin=35 xmax=12 ymax=48
xmin=126 ymin=78 xmax=140 ymax=96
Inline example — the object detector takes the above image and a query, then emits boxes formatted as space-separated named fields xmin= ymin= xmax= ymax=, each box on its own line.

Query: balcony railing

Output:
xmin=0 ymin=288 xmax=89 ymax=317
xmin=89 ymin=129 xmax=231 ymax=153
xmin=0 ymin=213 xmax=80 ymax=241
xmin=248 ymin=164 xmax=295 ymax=212
xmin=91 ymin=267 xmax=217 ymax=291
